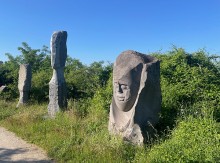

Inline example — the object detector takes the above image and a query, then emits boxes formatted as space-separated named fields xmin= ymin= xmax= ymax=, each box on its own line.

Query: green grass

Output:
xmin=0 ymin=100 xmax=18 ymax=120
xmin=1 ymin=47 xmax=220 ymax=162
xmin=0 ymin=100 xmax=139 ymax=162
xmin=0 ymin=100 xmax=219 ymax=162
xmin=135 ymin=117 xmax=220 ymax=162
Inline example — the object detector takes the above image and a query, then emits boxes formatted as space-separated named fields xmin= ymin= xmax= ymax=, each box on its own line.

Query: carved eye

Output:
xmin=121 ymin=85 xmax=128 ymax=90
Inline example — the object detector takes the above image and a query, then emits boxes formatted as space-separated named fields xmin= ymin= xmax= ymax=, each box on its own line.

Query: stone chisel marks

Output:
xmin=108 ymin=50 xmax=161 ymax=145
xmin=17 ymin=64 xmax=32 ymax=108
xmin=48 ymin=31 xmax=68 ymax=117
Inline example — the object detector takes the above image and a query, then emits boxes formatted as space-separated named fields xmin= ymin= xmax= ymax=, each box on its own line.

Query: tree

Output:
xmin=17 ymin=42 xmax=50 ymax=72
xmin=65 ymin=59 xmax=112 ymax=99
xmin=0 ymin=42 xmax=50 ymax=100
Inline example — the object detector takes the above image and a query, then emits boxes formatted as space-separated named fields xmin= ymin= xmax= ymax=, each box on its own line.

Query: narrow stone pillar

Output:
xmin=17 ymin=64 xmax=32 ymax=108
xmin=48 ymin=31 xmax=68 ymax=117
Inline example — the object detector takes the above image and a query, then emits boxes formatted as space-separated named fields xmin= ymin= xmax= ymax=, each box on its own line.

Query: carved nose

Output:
xmin=117 ymin=84 xmax=123 ymax=93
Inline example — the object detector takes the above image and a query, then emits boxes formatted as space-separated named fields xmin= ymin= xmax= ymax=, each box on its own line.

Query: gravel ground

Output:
xmin=0 ymin=127 xmax=54 ymax=162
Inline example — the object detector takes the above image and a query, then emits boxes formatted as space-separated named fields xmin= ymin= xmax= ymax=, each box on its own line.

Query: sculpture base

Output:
xmin=16 ymin=91 xmax=29 ymax=108
xmin=48 ymin=81 xmax=67 ymax=117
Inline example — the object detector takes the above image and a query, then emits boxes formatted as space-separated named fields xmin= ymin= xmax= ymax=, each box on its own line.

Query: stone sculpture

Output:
xmin=108 ymin=50 xmax=161 ymax=145
xmin=0 ymin=86 xmax=7 ymax=93
xmin=48 ymin=31 xmax=68 ymax=117
xmin=17 ymin=64 xmax=32 ymax=108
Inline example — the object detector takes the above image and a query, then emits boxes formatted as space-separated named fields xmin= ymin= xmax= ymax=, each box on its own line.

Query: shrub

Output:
xmin=31 ymin=69 xmax=51 ymax=102
xmin=134 ymin=116 xmax=220 ymax=162
xmin=1 ymin=47 xmax=220 ymax=162
xmin=154 ymin=48 xmax=220 ymax=130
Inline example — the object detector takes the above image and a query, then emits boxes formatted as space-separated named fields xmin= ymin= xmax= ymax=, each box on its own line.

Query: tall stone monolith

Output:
xmin=17 ymin=64 xmax=32 ymax=108
xmin=108 ymin=50 xmax=161 ymax=145
xmin=48 ymin=31 xmax=68 ymax=117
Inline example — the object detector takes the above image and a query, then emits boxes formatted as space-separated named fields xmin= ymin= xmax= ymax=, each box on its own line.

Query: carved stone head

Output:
xmin=113 ymin=50 xmax=147 ymax=111
xmin=50 ymin=31 xmax=67 ymax=69
xmin=109 ymin=50 xmax=161 ymax=145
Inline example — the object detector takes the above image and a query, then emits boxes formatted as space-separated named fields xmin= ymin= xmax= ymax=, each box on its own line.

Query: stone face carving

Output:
xmin=108 ymin=50 xmax=161 ymax=145
xmin=48 ymin=31 xmax=68 ymax=117
xmin=17 ymin=64 xmax=32 ymax=107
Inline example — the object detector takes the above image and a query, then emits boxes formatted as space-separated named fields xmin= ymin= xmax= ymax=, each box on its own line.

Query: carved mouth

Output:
xmin=117 ymin=96 xmax=125 ymax=101
xmin=116 ymin=96 xmax=130 ymax=102
xmin=116 ymin=94 xmax=125 ymax=101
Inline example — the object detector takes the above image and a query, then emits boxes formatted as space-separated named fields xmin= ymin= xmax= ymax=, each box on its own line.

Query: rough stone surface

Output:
xmin=108 ymin=50 xmax=161 ymax=145
xmin=48 ymin=31 xmax=67 ymax=117
xmin=0 ymin=85 xmax=7 ymax=93
xmin=51 ymin=31 xmax=67 ymax=69
xmin=17 ymin=64 xmax=32 ymax=108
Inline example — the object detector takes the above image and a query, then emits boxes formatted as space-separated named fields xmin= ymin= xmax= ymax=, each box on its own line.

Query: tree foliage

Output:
xmin=0 ymin=42 xmax=50 ymax=100
xmin=0 ymin=42 xmax=112 ymax=101
xmin=1 ymin=44 xmax=220 ymax=121
xmin=0 ymin=44 xmax=220 ymax=162
xmin=153 ymin=48 xmax=220 ymax=128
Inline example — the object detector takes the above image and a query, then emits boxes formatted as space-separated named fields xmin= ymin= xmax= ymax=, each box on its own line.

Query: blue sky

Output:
xmin=0 ymin=0 xmax=220 ymax=64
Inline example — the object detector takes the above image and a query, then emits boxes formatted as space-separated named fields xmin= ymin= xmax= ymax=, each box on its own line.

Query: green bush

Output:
xmin=88 ymin=73 xmax=113 ymax=114
xmin=0 ymin=47 xmax=220 ymax=162
xmin=154 ymin=48 xmax=220 ymax=130
xmin=31 ymin=69 xmax=51 ymax=102
xmin=134 ymin=117 xmax=220 ymax=162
